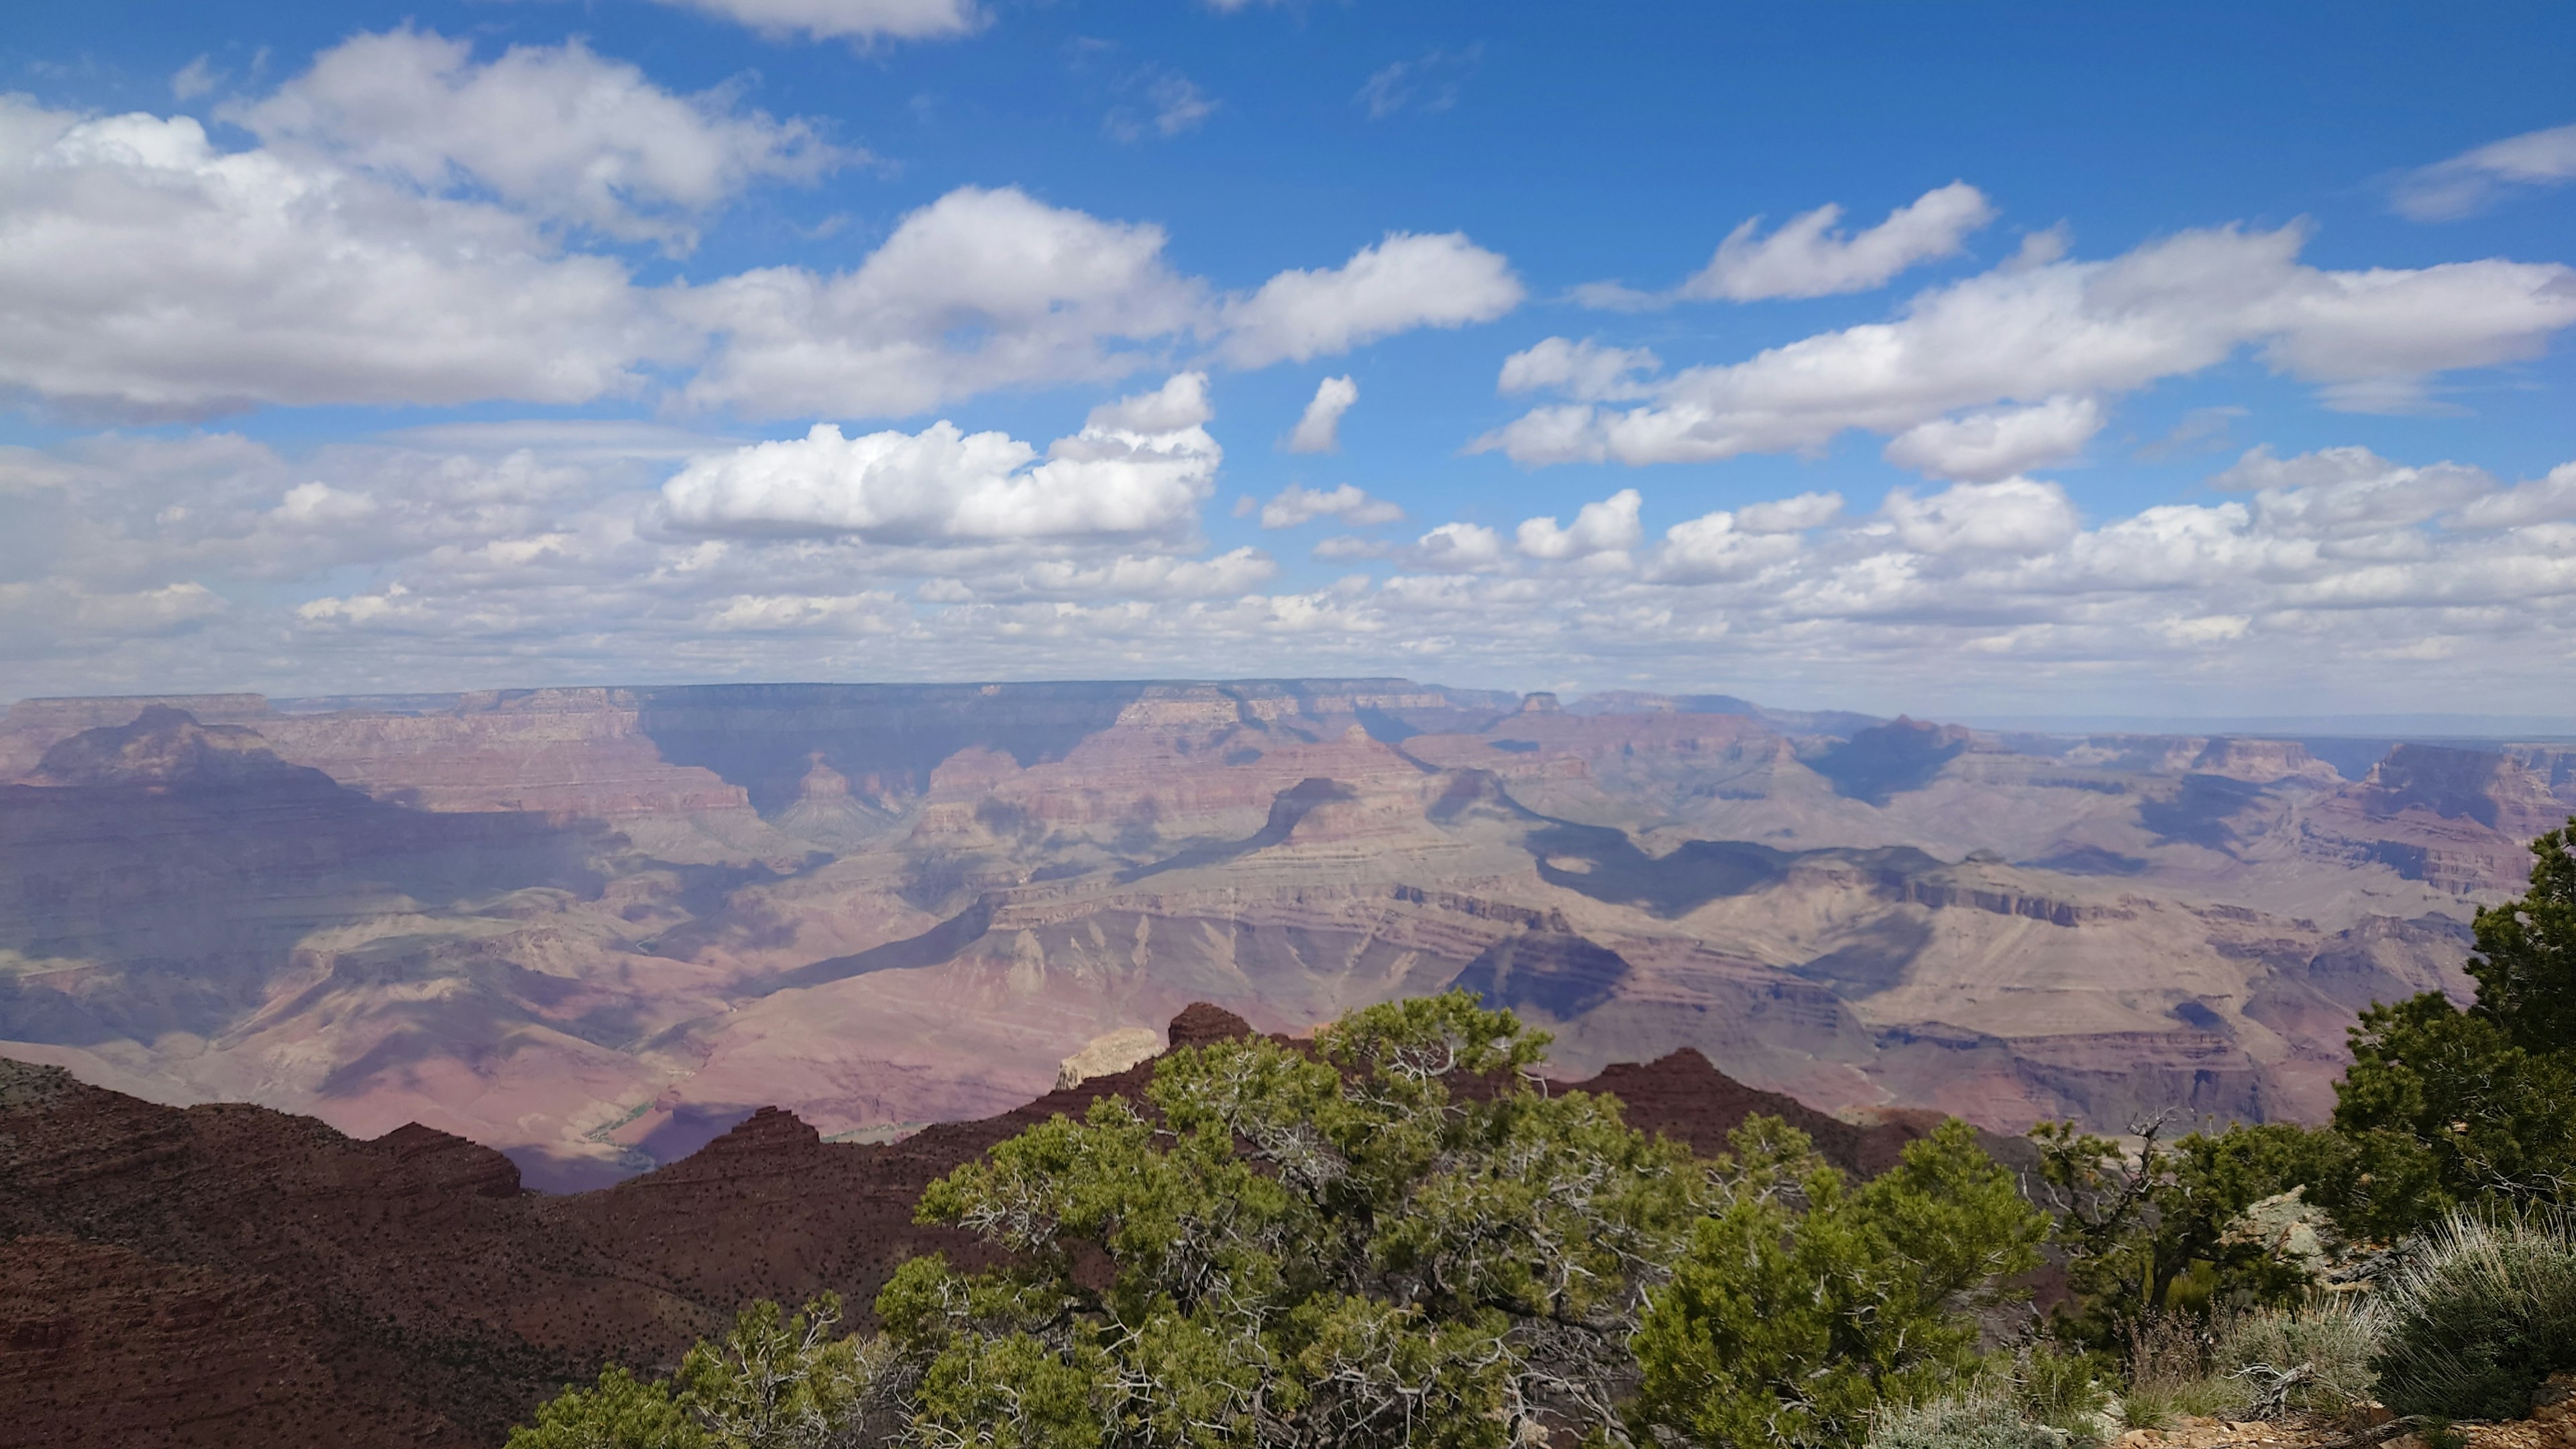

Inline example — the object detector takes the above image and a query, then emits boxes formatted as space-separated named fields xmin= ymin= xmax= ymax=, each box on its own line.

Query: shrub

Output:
xmin=2118 ymin=1314 xmax=2237 ymax=1429
xmin=2213 ymin=1299 xmax=2379 ymax=1418
xmin=1867 ymin=1388 xmax=2074 ymax=1449
xmin=2373 ymin=1210 xmax=2576 ymax=1420
xmin=2006 ymin=1342 xmax=2114 ymax=1441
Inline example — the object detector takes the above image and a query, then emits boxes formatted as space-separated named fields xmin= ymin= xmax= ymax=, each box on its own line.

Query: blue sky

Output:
xmin=3 ymin=0 xmax=2573 ymax=718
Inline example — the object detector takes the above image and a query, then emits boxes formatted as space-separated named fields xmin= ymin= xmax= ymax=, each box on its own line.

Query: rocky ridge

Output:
xmin=0 ymin=1004 xmax=1929 ymax=1449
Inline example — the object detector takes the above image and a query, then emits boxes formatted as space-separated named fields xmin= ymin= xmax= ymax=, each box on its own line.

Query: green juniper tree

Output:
xmin=1631 ymin=1116 xmax=2049 ymax=1449
xmin=879 ymin=991 xmax=1703 ymax=1449
xmin=2318 ymin=818 xmax=2576 ymax=1241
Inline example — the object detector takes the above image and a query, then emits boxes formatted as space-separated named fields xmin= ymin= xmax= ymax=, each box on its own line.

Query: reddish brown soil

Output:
xmin=1 ymin=1005 xmax=1932 ymax=1449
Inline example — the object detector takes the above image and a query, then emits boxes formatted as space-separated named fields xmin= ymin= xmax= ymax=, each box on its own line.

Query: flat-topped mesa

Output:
xmin=2358 ymin=743 xmax=2568 ymax=831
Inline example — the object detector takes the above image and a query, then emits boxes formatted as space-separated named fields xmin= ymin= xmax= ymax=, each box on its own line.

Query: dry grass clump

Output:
xmin=2214 ymin=1297 xmax=2379 ymax=1418
xmin=2374 ymin=1210 xmax=2576 ymax=1422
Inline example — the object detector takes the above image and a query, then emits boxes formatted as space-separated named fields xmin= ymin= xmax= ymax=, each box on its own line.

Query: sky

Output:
xmin=2 ymin=1 xmax=2574 ymax=720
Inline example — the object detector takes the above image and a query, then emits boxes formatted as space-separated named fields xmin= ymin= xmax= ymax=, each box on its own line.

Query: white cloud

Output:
xmin=1354 ymin=48 xmax=1480 ymax=120
xmin=1257 ymin=482 xmax=1402 ymax=530
xmin=171 ymin=56 xmax=223 ymax=101
xmin=1881 ymin=395 xmax=2104 ymax=482
xmin=1218 ymin=232 xmax=1523 ymax=368
xmin=0 ymin=96 xmax=686 ymax=419
xmin=1285 ymin=376 xmax=1359 ymax=453
xmin=644 ymin=0 xmax=982 ymax=43
xmin=2393 ymin=122 xmax=2576 ymax=221
xmin=1411 ymin=522 xmax=1505 ymax=572
xmin=1313 ymin=534 xmax=1393 ymax=561
xmin=673 ymin=186 xmax=1207 ymax=419
xmin=1737 ymin=491 xmax=1843 ymax=533
xmin=661 ymin=372 xmax=1220 ymax=541
xmin=237 ymin=29 xmax=843 ymax=250
xmin=1481 ymin=223 xmax=2576 ymax=467
xmin=1517 ymin=489 xmax=1642 ymax=560
xmin=21 ymin=418 xmax=2576 ymax=716
xmin=1881 ymin=477 xmax=2080 ymax=555
xmin=0 ymin=580 xmax=225 ymax=655
xmin=2214 ymin=445 xmax=2496 ymax=535
xmin=1569 ymin=183 xmax=1996 ymax=311
xmin=1496 ymin=338 xmax=1660 ymax=400
xmin=965 ymin=547 xmax=1277 ymax=601
xmin=1682 ymin=181 xmax=1996 ymax=302
xmin=1108 ymin=73 xmax=1217 ymax=143
xmin=2457 ymin=462 xmax=2576 ymax=529
xmin=1645 ymin=510 xmax=1803 ymax=584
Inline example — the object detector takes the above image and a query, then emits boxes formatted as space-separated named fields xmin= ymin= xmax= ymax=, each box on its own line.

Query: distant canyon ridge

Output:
xmin=2 ymin=678 xmax=2564 ymax=1189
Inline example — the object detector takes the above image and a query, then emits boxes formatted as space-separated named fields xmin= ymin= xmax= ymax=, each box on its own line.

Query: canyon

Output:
xmin=0 ymin=678 xmax=2563 ymax=1191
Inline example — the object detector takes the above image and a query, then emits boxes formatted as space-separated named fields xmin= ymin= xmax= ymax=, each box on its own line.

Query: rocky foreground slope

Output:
xmin=0 ymin=678 xmax=2560 ymax=1186
xmin=0 ymin=1004 xmax=1938 ymax=1449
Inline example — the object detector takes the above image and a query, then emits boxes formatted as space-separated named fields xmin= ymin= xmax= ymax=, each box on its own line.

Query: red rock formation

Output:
xmin=0 ymin=1003 xmax=1920 ymax=1449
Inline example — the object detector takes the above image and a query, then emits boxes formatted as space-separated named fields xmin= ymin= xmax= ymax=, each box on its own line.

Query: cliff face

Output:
xmin=0 ymin=1006 xmax=1902 ymax=1449
xmin=0 ymin=678 xmax=2545 ymax=1189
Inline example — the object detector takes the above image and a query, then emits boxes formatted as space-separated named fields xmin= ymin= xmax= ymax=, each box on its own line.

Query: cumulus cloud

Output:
xmin=674 ymin=186 xmax=1206 ymax=419
xmin=1411 ymin=522 xmax=1506 ymax=572
xmin=236 ymin=29 xmax=844 ymax=250
xmin=1256 ymin=482 xmax=1403 ymax=529
xmin=1218 ymin=232 xmax=1523 ymax=368
xmin=1496 ymin=338 xmax=1660 ymax=401
xmin=1880 ymin=477 xmax=2080 ymax=555
xmin=1517 ymin=489 xmax=1642 ymax=560
xmin=1684 ymin=181 xmax=1996 ymax=302
xmin=661 ymin=372 xmax=1220 ymax=541
xmin=0 ymin=95 xmax=688 ymax=419
xmin=1481 ymin=222 xmax=2576 ymax=468
xmin=0 ymin=44 xmax=1519 ymax=425
xmin=1737 ymin=491 xmax=1844 ymax=533
xmin=2214 ymin=445 xmax=2496 ymax=535
xmin=20 ymin=413 xmax=2576 ymax=714
xmin=681 ymin=201 xmax=1518 ymax=419
xmin=644 ymin=0 xmax=982 ymax=43
xmin=1881 ymin=395 xmax=2104 ymax=481
xmin=1645 ymin=510 xmax=1804 ymax=584
xmin=1572 ymin=183 xmax=1994 ymax=311
xmin=2457 ymin=462 xmax=2576 ymax=529
xmin=2392 ymin=122 xmax=2576 ymax=221
xmin=1285 ymin=376 xmax=1359 ymax=453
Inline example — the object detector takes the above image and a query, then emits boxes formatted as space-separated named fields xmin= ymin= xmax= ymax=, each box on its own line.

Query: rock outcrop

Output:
xmin=1055 ymin=1027 xmax=1163 ymax=1089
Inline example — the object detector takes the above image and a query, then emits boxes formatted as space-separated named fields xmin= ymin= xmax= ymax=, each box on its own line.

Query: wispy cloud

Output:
xmin=1356 ymin=46 xmax=1481 ymax=120
xmin=2392 ymin=121 xmax=2576 ymax=220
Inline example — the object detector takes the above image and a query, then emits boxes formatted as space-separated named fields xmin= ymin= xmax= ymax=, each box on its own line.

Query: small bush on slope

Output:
xmin=2374 ymin=1210 xmax=2576 ymax=1421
